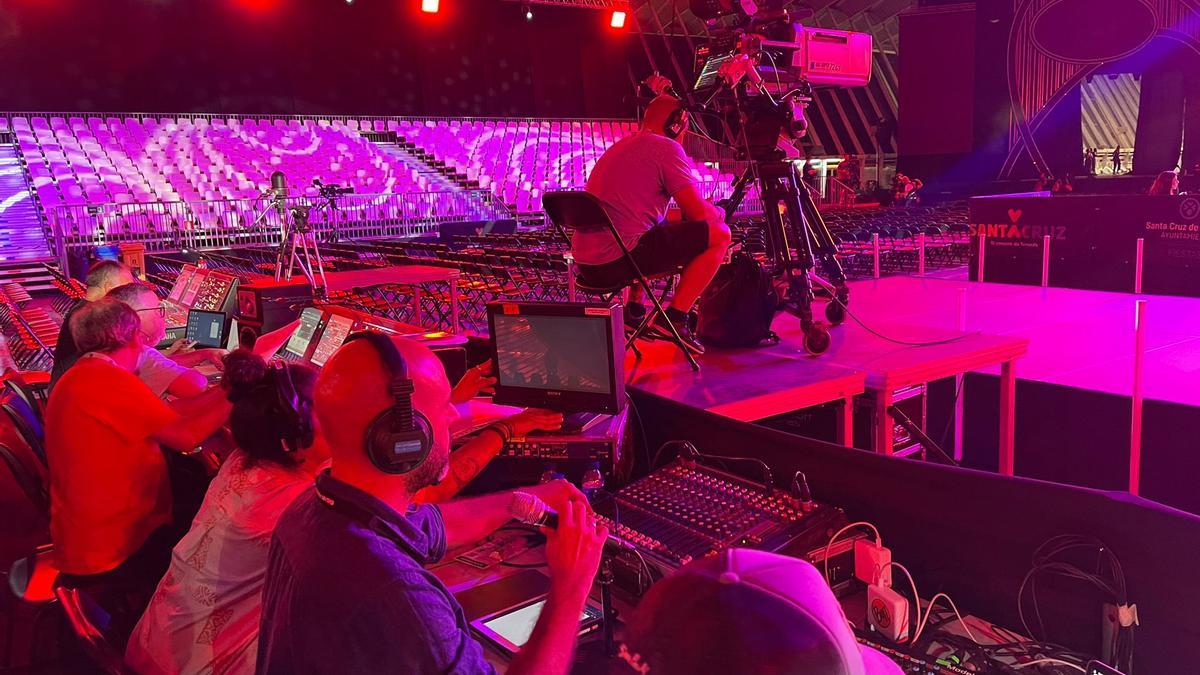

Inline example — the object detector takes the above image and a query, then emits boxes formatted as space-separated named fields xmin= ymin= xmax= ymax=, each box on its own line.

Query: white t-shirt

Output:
xmin=572 ymin=131 xmax=698 ymax=266
xmin=136 ymin=346 xmax=192 ymax=398
xmin=126 ymin=450 xmax=314 ymax=675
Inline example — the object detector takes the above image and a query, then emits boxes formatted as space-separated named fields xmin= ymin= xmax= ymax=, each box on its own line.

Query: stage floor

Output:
xmin=845 ymin=275 xmax=1200 ymax=406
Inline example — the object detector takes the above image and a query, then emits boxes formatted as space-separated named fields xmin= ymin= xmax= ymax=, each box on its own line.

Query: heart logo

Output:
xmin=1007 ymin=208 xmax=1022 ymax=223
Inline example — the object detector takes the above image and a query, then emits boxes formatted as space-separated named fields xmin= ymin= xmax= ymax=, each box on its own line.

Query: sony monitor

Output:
xmin=487 ymin=301 xmax=625 ymax=414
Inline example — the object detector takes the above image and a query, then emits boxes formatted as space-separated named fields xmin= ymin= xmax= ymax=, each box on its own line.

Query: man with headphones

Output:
xmin=572 ymin=82 xmax=732 ymax=354
xmin=257 ymin=333 xmax=608 ymax=675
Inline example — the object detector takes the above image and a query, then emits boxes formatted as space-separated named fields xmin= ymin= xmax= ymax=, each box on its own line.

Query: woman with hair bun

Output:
xmin=127 ymin=350 xmax=328 ymax=675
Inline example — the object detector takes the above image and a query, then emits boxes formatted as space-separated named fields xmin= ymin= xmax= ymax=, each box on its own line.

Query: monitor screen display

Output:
xmin=310 ymin=313 xmax=355 ymax=367
xmin=474 ymin=598 xmax=601 ymax=654
xmin=180 ymin=269 xmax=206 ymax=307
xmin=492 ymin=314 xmax=612 ymax=395
xmin=168 ymin=266 xmax=196 ymax=304
xmin=185 ymin=310 xmax=227 ymax=348
xmin=285 ymin=307 xmax=323 ymax=358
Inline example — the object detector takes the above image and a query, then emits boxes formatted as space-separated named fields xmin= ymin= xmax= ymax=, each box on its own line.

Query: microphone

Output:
xmin=509 ymin=491 xmax=633 ymax=553
xmin=270 ymin=171 xmax=288 ymax=194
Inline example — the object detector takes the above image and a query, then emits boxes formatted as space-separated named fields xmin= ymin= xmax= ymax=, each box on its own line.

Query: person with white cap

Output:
xmin=618 ymin=548 xmax=903 ymax=675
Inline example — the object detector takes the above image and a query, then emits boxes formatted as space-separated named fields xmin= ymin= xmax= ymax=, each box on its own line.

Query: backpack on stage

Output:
xmin=696 ymin=252 xmax=780 ymax=349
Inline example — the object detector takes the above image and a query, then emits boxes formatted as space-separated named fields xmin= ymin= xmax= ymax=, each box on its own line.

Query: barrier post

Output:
xmin=976 ymin=234 xmax=986 ymax=282
xmin=917 ymin=232 xmax=926 ymax=277
xmin=1134 ymin=238 xmax=1144 ymax=294
xmin=872 ymin=233 xmax=881 ymax=279
xmin=1041 ymin=234 xmax=1050 ymax=287
xmin=954 ymin=287 xmax=967 ymax=461
xmin=1130 ymin=300 xmax=1146 ymax=494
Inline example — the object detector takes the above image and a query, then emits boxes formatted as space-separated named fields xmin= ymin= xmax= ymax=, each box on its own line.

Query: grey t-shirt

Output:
xmin=573 ymin=131 xmax=697 ymax=266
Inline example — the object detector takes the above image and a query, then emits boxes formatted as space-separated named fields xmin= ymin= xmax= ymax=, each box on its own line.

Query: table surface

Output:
xmin=767 ymin=313 xmax=1029 ymax=391
xmin=624 ymin=339 xmax=866 ymax=422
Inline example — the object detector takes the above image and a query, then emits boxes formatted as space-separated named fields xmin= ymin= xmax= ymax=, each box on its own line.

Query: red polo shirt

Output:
xmin=45 ymin=355 xmax=180 ymax=575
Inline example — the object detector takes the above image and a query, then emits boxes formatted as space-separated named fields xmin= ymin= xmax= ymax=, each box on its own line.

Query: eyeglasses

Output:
xmin=136 ymin=306 xmax=166 ymax=317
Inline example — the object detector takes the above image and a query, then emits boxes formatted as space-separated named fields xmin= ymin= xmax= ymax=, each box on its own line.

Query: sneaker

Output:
xmin=652 ymin=309 xmax=705 ymax=355
xmin=624 ymin=302 xmax=648 ymax=330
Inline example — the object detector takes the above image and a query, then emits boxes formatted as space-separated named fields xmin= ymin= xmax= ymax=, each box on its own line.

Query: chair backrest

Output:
xmin=4 ymin=371 xmax=44 ymax=423
xmin=54 ymin=586 xmax=133 ymax=675
xmin=541 ymin=191 xmax=614 ymax=235
xmin=1 ymin=392 xmax=46 ymax=469
xmin=0 ymin=442 xmax=48 ymax=519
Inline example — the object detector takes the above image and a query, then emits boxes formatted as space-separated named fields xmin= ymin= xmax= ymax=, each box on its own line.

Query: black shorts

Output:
xmin=576 ymin=220 xmax=709 ymax=288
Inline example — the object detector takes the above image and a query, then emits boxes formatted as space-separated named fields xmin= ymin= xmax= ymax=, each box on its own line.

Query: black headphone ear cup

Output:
xmin=365 ymin=408 xmax=434 ymax=475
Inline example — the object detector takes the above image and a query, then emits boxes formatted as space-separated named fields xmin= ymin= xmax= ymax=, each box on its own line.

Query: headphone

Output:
xmin=270 ymin=361 xmax=314 ymax=454
xmin=345 ymin=331 xmax=434 ymax=475
xmin=663 ymin=100 xmax=687 ymax=140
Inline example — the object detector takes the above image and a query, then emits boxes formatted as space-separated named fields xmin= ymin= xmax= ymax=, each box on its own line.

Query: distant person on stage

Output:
xmin=50 ymin=259 xmax=135 ymax=387
xmin=1148 ymin=170 xmax=1180 ymax=196
xmin=573 ymin=88 xmax=732 ymax=354
xmin=257 ymin=334 xmax=604 ymax=675
xmin=1112 ymin=146 xmax=1124 ymax=174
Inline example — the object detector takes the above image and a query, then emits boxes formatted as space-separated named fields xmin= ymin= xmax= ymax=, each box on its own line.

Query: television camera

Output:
xmin=679 ymin=0 xmax=872 ymax=353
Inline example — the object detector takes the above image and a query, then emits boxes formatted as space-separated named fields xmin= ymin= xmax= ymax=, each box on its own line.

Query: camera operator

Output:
xmin=573 ymin=92 xmax=731 ymax=354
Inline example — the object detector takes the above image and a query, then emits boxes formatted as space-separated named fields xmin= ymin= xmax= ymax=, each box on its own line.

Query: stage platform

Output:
xmin=625 ymin=274 xmax=1200 ymax=513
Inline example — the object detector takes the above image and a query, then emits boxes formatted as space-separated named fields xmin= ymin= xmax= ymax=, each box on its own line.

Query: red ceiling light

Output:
xmin=610 ymin=10 xmax=626 ymax=28
xmin=421 ymin=0 xmax=439 ymax=13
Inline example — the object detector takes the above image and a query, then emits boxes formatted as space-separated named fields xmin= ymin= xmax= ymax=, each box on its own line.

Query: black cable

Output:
xmin=655 ymin=440 xmax=774 ymax=489
xmin=936 ymin=374 xmax=966 ymax=458
xmin=625 ymin=393 xmax=651 ymax=479
xmin=828 ymin=293 xmax=979 ymax=347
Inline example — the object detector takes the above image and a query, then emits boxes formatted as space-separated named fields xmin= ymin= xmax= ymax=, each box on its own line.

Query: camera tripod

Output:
xmin=274 ymin=204 xmax=329 ymax=297
xmin=722 ymin=158 xmax=849 ymax=354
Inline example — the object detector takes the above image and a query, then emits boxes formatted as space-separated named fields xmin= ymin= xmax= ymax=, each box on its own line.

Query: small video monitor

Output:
xmin=471 ymin=596 xmax=603 ymax=656
xmin=310 ymin=313 xmax=356 ymax=367
xmin=283 ymin=307 xmax=323 ymax=360
xmin=185 ymin=310 xmax=229 ymax=348
xmin=487 ymin=301 xmax=625 ymax=414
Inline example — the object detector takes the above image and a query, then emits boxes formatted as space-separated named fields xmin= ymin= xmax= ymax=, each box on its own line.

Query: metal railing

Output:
xmin=49 ymin=189 xmax=507 ymax=264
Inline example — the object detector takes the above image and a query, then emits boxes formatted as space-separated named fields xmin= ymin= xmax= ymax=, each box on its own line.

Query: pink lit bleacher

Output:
xmin=12 ymin=116 xmax=445 ymax=212
xmin=13 ymin=114 xmax=738 ymax=222
xmin=393 ymin=118 xmax=740 ymax=212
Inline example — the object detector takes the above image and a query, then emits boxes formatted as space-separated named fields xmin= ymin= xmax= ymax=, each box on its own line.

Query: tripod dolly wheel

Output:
xmin=803 ymin=323 xmax=831 ymax=355
xmin=824 ymin=300 xmax=846 ymax=326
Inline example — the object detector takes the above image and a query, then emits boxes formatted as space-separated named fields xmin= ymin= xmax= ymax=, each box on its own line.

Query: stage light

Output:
xmin=610 ymin=10 xmax=626 ymax=27
xmin=421 ymin=0 xmax=439 ymax=12
xmin=524 ymin=4 xmax=533 ymax=20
